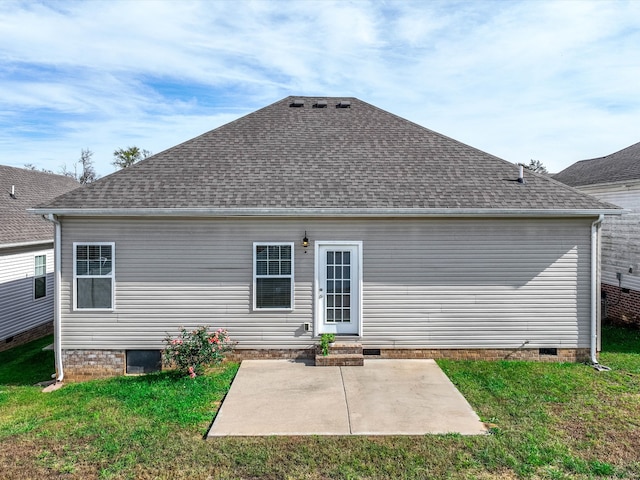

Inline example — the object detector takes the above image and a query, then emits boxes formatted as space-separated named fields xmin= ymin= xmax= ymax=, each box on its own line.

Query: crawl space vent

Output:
xmin=539 ymin=348 xmax=558 ymax=356
xmin=126 ymin=350 xmax=162 ymax=374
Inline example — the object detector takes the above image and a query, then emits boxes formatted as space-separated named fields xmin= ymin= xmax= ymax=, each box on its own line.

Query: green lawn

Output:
xmin=0 ymin=326 xmax=639 ymax=479
xmin=0 ymin=335 xmax=56 ymax=385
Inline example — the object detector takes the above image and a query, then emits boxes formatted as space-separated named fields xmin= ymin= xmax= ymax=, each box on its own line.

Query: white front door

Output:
xmin=315 ymin=242 xmax=362 ymax=336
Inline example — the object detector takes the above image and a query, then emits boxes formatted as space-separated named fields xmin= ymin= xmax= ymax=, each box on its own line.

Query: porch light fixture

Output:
xmin=302 ymin=231 xmax=309 ymax=248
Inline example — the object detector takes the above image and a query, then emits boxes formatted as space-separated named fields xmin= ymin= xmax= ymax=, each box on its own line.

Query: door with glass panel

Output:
xmin=316 ymin=242 xmax=361 ymax=335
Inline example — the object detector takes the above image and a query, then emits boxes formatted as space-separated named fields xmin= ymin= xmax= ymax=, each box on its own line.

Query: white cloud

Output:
xmin=0 ymin=0 xmax=639 ymax=176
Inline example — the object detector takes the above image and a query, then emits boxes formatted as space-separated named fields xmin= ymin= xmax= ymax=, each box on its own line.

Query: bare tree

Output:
xmin=58 ymin=162 xmax=78 ymax=180
xmin=78 ymin=148 xmax=97 ymax=184
xmin=23 ymin=163 xmax=54 ymax=174
xmin=521 ymin=159 xmax=548 ymax=174
xmin=57 ymin=149 xmax=98 ymax=184
xmin=112 ymin=146 xmax=152 ymax=169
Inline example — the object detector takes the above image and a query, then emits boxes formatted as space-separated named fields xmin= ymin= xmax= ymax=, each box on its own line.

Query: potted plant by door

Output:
xmin=319 ymin=333 xmax=336 ymax=356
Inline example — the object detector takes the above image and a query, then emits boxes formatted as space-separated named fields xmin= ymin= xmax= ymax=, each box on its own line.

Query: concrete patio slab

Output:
xmin=341 ymin=360 xmax=487 ymax=435
xmin=208 ymin=359 xmax=351 ymax=436
xmin=207 ymin=359 xmax=487 ymax=437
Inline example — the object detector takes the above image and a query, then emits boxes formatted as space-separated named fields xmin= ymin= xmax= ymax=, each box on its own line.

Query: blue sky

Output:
xmin=1 ymin=0 xmax=639 ymax=177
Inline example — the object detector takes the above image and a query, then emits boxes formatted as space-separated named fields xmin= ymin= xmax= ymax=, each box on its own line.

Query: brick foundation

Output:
xmin=226 ymin=348 xmax=314 ymax=361
xmin=61 ymin=346 xmax=591 ymax=382
xmin=0 ymin=321 xmax=53 ymax=353
xmin=376 ymin=347 xmax=591 ymax=363
xmin=602 ymin=283 xmax=640 ymax=328
xmin=231 ymin=347 xmax=590 ymax=363
xmin=62 ymin=349 xmax=125 ymax=382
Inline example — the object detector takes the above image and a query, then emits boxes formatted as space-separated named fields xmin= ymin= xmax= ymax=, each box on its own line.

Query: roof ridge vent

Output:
xmin=336 ymin=100 xmax=351 ymax=108
xmin=313 ymin=100 xmax=328 ymax=108
xmin=290 ymin=99 xmax=305 ymax=107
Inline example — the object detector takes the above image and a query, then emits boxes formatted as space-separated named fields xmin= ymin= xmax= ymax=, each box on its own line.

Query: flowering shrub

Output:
xmin=164 ymin=326 xmax=233 ymax=377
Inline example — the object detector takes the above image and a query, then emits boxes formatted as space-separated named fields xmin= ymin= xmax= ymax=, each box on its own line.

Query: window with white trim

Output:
xmin=253 ymin=243 xmax=294 ymax=310
xmin=74 ymin=243 xmax=114 ymax=310
xmin=34 ymin=255 xmax=46 ymax=299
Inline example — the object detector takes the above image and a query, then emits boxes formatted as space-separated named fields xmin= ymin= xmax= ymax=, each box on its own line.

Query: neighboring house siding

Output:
xmin=0 ymin=245 xmax=54 ymax=341
xmin=575 ymin=183 xmax=640 ymax=325
xmin=58 ymin=216 xmax=592 ymax=351
xmin=577 ymin=184 xmax=640 ymax=292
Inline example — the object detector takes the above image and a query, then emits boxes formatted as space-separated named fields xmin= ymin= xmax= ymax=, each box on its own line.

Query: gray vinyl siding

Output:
xmin=576 ymin=184 xmax=640 ymax=291
xmin=0 ymin=245 xmax=54 ymax=340
xmin=59 ymin=216 xmax=592 ymax=350
xmin=600 ymin=212 xmax=640 ymax=291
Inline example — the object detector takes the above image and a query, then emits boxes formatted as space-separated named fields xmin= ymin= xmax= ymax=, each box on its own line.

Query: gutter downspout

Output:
xmin=591 ymin=215 xmax=608 ymax=368
xmin=46 ymin=214 xmax=64 ymax=382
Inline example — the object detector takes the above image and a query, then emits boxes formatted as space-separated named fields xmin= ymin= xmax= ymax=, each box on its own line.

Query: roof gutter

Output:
xmin=29 ymin=207 xmax=623 ymax=218
xmin=0 ymin=239 xmax=53 ymax=250
xmin=44 ymin=214 xmax=64 ymax=383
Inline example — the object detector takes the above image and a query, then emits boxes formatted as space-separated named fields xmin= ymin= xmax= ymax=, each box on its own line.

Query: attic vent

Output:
xmin=336 ymin=100 xmax=351 ymax=108
xmin=290 ymin=100 xmax=305 ymax=107
xmin=314 ymin=100 xmax=328 ymax=108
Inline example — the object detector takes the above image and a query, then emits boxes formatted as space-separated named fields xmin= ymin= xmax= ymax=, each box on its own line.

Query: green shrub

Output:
xmin=320 ymin=333 xmax=336 ymax=356
xmin=164 ymin=326 xmax=233 ymax=377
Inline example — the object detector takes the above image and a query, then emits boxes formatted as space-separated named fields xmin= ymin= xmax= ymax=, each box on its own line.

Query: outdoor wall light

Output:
xmin=302 ymin=231 xmax=309 ymax=248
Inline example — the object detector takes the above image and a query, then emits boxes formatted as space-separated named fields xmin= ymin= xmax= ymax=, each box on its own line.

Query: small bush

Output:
xmin=320 ymin=333 xmax=336 ymax=356
xmin=164 ymin=326 xmax=233 ymax=377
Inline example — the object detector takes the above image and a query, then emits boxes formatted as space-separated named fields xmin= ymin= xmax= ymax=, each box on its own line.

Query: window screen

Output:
xmin=74 ymin=243 xmax=114 ymax=309
xmin=254 ymin=243 xmax=293 ymax=309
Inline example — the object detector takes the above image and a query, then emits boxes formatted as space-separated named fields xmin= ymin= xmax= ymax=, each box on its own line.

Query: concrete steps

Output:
xmin=315 ymin=341 xmax=364 ymax=366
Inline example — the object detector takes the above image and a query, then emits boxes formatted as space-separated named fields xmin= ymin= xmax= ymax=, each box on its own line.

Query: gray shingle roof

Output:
xmin=554 ymin=141 xmax=640 ymax=187
xmin=1 ymin=166 xmax=79 ymax=247
xmin=40 ymin=97 xmax=615 ymax=213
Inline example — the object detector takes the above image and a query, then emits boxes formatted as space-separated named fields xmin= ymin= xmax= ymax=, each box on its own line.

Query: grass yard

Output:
xmin=0 ymin=326 xmax=639 ymax=479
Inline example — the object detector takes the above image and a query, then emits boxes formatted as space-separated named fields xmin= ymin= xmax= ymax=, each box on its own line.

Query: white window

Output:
xmin=253 ymin=243 xmax=294 ymax=310
xmin=34 ymin=254 xmax=46 ymax=299
xmin=74 ymin=243 xmax=115 ymax=310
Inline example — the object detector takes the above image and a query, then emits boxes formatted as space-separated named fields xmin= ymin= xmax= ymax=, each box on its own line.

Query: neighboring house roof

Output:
xmin=1 ymin=166 xmax=79 ymax=248
xmin=554 ymin=141 xmax=640 ymax=187
xmin=36 ymin=97 xmax=616 ymax=215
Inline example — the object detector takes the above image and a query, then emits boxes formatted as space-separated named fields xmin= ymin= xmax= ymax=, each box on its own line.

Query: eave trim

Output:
xmin=29 ymin=207 xmax=623 ymax=217
xmin=0 ymin=239 xmax=53 ymax=250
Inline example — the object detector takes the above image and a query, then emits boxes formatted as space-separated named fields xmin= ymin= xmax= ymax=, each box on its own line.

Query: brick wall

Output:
xmin=62 ymin=349 xmax=125 ymax=382
xmin=226 ymin=348 xmax=314 ymax=361
xmin=376 ymin=347 xmax=590 ymax=363
xmin=602 ymin=283 xmax=640 ymax=328
xmin=231 ymin=347 xmax=590 ymax=363
xmin=0 ymin=321 xmax=53 ymax=353
xmin=61 ymin=346 xmax=591 ymax=381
